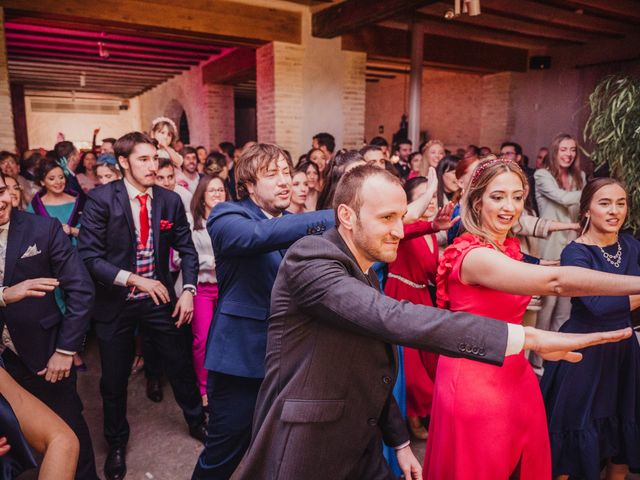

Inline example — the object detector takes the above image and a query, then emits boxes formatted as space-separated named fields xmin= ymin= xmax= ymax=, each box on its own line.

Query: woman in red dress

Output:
xmin=423 ymin=157 xmax=639 ymax=479
xmin=385 ymin=175 xmax=441 ymax=439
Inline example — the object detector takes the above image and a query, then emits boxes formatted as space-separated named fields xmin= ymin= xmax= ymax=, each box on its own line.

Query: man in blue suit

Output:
xmin=78 ymin=132 xmax=205 ymax=480
xmin=0 ymin=171 xmax=98 ymax=479
xmin=192 ymin=143 xmax=335 ymax=479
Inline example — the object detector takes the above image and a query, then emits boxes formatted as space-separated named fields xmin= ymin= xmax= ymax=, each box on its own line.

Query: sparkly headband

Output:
xmin=151 ymin=116 xmax=177 ymax=132
xmin=469 ymin=157 xmax=518 ymax=187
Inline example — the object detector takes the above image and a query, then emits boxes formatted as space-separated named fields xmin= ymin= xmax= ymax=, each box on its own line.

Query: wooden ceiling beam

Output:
xmin=392 ymin=15 xmax=558 ymax=49
xmin=202 ymin=48 xmax=255 ymax=85
xmin=9 ymin=71 xmax=155 ymax=85
xmin=343 ymin=25 xmax=528 ymax=72
xmin=312 ymin=0 xmax=438 ymax=38
xmin=5 ymin=32 xmax=219 ymax=59
xmin=0 ymin=0 xmax=301 ymax=44
xmin=7 ymin=49 xmax=195 ymax=69
xmin=8 ymin=62 xmax=170 ymax=80
xmin=480 ymin=0 xmax=635 ymax=36
xmin=6 ymin=40 xmax=203 ymax=64
xmin=9 ymin=56 xmax=184 ymax=73
xmin=543 ymin=0 xmax=640 ymax=24
xmin=419 ymin=2 xmax=592 ymax=43
xmin=23 ymin=85 xmax=144 ymax=97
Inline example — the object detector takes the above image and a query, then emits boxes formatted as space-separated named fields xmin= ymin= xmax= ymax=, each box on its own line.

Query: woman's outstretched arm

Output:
xmin=0 ymin=368 xmax=79 ymax=480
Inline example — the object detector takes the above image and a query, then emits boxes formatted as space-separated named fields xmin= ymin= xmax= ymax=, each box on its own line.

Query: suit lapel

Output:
xmin=4 ymin=211 xmax=26 ymax=285
xmin=115 ymin=181 xmax=136 ymax=245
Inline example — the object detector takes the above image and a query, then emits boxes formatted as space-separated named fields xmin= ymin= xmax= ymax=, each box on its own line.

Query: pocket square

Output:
xmin=20 ymin=244 xmax=42 ymax=259
xmin=160 ymin=220 xmax=174 ymax=231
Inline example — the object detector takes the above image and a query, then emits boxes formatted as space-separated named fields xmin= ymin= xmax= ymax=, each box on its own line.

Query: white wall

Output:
xmin=26 ymin=96 xmax=141 ymax=150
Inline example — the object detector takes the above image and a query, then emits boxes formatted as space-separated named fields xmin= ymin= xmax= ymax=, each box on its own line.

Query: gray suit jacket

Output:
xmin=231 ymin=228 xmax=510 ymax=480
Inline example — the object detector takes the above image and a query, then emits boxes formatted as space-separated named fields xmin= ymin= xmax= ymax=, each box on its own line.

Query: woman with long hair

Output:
xmin=534 ymin=134 xmax=586 ymax=345
xmin=189 ymin=175 xmax=228 ymax=406
xmin=287 ymin=165 xmax=309 ymax=214
xmin=28 ymin=158 xmax=83 ymax=244
xmin=76 ymin=151 xmax=99 ymax=193
xmin=3 ymin=175 xmax=23 ymax=210
xmin=316 ymin=150 xmax=366 ymax=210
xmin=300 ymin=161 xmax=320 ymax=211
xmin=420 ymin=139 xmax=445 ymax=171
xmin=541 ymin=178 xmax=640 ymax=480
xmin=435 ymin=154 xmax=460 ymax=209
xmin=423 ymin=157 xmax=637 ymax=479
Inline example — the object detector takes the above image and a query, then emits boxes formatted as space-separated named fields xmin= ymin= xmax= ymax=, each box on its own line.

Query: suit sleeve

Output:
xmin=77 ymin=192 xmax=122 ymax=286
xmin=48 ymin=220 xmax=95 ymax=352
xmin=170 ymin=196 xmax=199 ymax=287
xmin=379 ymin=390 xmax=410 ymax=448
xmin=283 ymin=247 xmax=508 ymax=366
xmin=208 ymin=208 xmax=334 ymax=257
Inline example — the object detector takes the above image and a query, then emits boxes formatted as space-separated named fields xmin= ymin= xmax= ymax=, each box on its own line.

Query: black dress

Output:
xmin=541 ymin=233 xmax=640 ymax=479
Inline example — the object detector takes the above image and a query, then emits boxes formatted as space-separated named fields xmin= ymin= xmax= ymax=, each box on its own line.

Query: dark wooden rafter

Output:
xmin=202 ymin=48 xmax=255 ymax=85
xmin=418 ymin=2 xmax=593 ymax=43
xmin=535 ymin=0 xmax=640 ymax=24
xmin=343 ymin=25 xmax=528 ymax=72
xmin=312 ymin=0 xmax=438 ymax=38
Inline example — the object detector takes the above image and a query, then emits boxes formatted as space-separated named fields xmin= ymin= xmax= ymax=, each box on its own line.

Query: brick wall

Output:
xmin=365 ymin=69 xmax=525 ymax=153
xmin=0 ymin=8 xmax=15 ymax=151
xmin=342 ymin=51 xmax=366 ymax=149
xmin=256 ymin=43 xmax=275 ymax=145
xmin=205 ymin=84 xmax=235 ymax=148
xmin=479 ymin=72 xmax=514 ymax=151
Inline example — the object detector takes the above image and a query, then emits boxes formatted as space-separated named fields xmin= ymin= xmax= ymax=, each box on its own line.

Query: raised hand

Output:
xmin=524 ymin=326 xmax=632 ymax=363
xmin=432 ymin=202 xmax=460 ymax=232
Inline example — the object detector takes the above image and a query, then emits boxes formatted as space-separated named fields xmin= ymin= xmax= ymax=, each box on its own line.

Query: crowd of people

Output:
xmin=0 ymin=117 xmax=638 ymax=480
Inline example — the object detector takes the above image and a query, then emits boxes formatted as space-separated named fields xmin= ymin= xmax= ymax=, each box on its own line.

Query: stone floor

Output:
xmin=16 ymin=337 xmax=639 ymax=479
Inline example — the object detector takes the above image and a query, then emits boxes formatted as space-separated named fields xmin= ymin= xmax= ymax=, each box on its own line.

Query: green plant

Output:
xmin=584 ymin=74 xmax=640 ymax=230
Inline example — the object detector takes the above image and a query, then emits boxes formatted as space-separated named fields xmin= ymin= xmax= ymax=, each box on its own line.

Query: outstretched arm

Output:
xmin=0 ymin=368 xmax=79 ymax=480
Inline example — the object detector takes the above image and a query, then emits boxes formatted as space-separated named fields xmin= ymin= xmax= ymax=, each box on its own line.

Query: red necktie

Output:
xmin=137 ymin=194 xmax=150 ymax=247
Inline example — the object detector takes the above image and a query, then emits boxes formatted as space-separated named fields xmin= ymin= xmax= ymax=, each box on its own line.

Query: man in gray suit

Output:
xmin=231 ymin=165 xmax=630 ymax=480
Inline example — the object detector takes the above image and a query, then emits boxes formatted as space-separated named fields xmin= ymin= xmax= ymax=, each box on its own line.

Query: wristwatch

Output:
xmin=183 ymin=286 xmax=197 ymax=297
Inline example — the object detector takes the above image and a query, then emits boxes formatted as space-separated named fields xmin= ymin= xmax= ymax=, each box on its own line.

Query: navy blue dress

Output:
xmin=0 ymin=358 xmax=37 ymax=479
xmin=541 ymin=233 xmax=640 ymax=479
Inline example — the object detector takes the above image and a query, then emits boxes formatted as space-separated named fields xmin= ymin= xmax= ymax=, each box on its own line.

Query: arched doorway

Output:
xmin=164 ymin=99 xmax=189 ymax=144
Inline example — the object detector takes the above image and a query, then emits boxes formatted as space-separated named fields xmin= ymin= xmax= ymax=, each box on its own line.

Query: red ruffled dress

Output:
xmin=384 ymin=221 xmax=439 ymax=418
xmin=423 ymin=233 xmax=551 ymax=480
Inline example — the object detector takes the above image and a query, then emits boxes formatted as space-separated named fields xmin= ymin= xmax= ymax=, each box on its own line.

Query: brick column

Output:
xmin=205 ymin=84 xmax=235 ymax=148
xmin=0 ymin=9 xmax=16 ymax=151
xmin=341 ymin=50 xmax=366 ymax=150
xmin=479 ymin=72 xmax=515 ymax=151
xmin=256 ymin=42 xmax=304 ymax=157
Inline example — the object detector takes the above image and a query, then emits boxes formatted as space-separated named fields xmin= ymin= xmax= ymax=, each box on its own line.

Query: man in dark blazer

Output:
xmin=192 ymin=143 xmax=334 ymax=480
xmin=0 ymin=172 xmax=98 ymax=479
xmin=78 ymin=132 xmax=204 ymax=480
xmin=231 ymin=165 xmax=631 ymax=480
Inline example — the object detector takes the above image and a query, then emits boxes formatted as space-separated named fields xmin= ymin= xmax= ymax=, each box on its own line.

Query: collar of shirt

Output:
xmin=260 ymin=209 xmax=283 ymax=220
xmin=0 ymin=221 xmax=10 ymax=242
xmin=124 ymin=177 xmax=153 ymax=201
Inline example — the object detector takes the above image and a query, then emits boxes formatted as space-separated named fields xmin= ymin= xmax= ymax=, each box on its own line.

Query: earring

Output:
xmin=580 ymin=215 xmax=590 ymax=237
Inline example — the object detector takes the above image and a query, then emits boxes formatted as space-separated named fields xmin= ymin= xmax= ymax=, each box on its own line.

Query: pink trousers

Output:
xmin=192 ymin=282 xmax=218 ymax=396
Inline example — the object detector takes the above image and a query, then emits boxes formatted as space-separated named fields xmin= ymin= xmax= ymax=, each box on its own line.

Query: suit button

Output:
xmin=306 ymin=228 xmax=313 ymax=235
xmin=465 ymin=345 xmax=473 ymax=353
xmin=367 ymin=418 xmax=377 ymax=426
xmin=382 ymin=376 xmax=392 ymax=385
xmin=458 ymin=343 xmax=466 ymax=352
xmin=472 ymin=346 xmax=479 ymax=354
xmin=478 ymin=348 xmax=486 ymax=356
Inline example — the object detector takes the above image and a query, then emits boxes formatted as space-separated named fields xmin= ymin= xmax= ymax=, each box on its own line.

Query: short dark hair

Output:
xmin=54 ymin=141 xmax=77 ymax=160
xmin=313 ymin=132 xmax=335 ymax=153
xmin=181 ymin=146 xmax=197 ymax=157
xmin=500 ymin=141 xmax=523 ymax=157
xmin=219 ymin=142 xmax=236 ymax=159
xmin=396 ymin=138 xmax=412 ymax=147
xmin=235 ymin=143 xmax=292 ymax=199
xmin=102 ymin=137 xmax=116 ymax=145
xmin=158 ymin=157 xmax=174 ymax=171
xmin=359 ymin=145 xmax=383 ymax=157
xmin=114 ymin=132 xmax=156 ymax=169
xmin=369 ymin=136 xmax=389 ymax=148
xmin=204 ymin=151 xmax=227 ymax=176
xmin=404 ymin=176 xmax=429 ymax=203
xmin=0 ymin=151 xmax=18 ymax=165
xmin=333 ymin=164 xmax=402 ymax=226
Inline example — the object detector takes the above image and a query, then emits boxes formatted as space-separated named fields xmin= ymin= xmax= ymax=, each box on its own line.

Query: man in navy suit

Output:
xmin=192 ymin=143 xmax=334 ymax=479
xmin=78 ymin=132 xmax=205 ymax=480
xmin=0 ymin=171 xmax=98 ymax=479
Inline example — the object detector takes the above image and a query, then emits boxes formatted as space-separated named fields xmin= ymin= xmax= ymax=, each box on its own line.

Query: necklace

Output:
xmin=584 ymin=234 xmax=622 ymax=268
